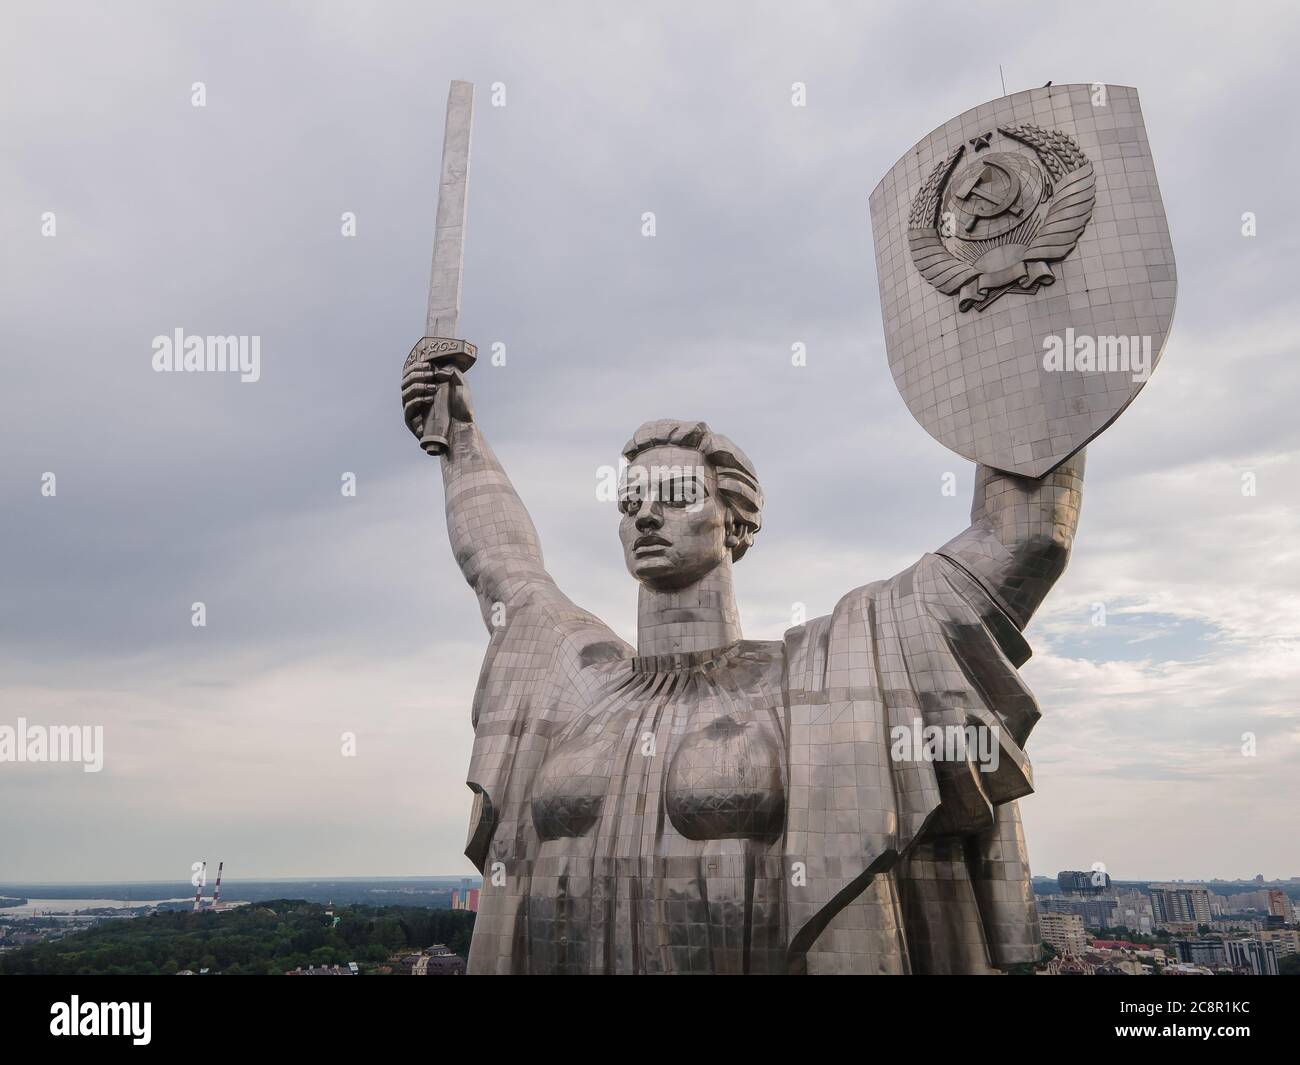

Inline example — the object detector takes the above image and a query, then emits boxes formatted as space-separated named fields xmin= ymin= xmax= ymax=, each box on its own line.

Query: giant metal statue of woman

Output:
xmin=401 ymin=83 xmax=1175 ymax=974
xmin=402 ymin=365 xmax=1081 ymax=975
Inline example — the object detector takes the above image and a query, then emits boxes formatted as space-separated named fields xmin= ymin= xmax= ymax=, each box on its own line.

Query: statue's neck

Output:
xmin=636 ymin=562 xmax=743 ymax=657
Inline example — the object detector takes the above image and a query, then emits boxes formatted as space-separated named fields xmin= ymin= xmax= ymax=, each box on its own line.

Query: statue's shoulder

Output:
xmin=779 ymin=557 xmax=969 ymax=686
xmin=470 ymin=582 xmax=629 ymax=737
xmin=778 ymin=555 xmax=1030 ymax=683
xmin=816 ymin=553 xmax=985 ymax=615
xmin=493 ymin=580 xmax=632 ymax=670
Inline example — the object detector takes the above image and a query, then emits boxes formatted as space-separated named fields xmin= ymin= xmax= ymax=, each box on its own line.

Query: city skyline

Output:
xmin=5 ymin=868 xmax=1299 ymax=886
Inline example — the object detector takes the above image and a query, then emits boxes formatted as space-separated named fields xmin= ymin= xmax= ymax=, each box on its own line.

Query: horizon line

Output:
xmin=0 ymin=874 xmax=483 ymax=886
xmin=1 ymin=873 xmax=1294 ymax=887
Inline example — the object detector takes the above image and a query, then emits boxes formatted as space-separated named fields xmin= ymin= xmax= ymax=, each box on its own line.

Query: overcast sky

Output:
xmin=2 ymin=0 xmax=1298 ymax=884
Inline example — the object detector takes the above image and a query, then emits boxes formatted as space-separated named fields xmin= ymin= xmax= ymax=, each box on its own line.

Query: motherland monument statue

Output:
xmin=400 ymin=81 xmax=1176 ymax=973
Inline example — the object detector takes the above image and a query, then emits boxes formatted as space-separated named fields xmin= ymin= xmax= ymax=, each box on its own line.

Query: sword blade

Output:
xmin=426 ymin=80 xmax=474 ymax=338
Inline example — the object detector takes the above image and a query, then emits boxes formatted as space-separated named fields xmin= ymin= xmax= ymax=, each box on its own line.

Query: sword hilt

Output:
xmin=405 ymin=336 xmax=477 ymax=456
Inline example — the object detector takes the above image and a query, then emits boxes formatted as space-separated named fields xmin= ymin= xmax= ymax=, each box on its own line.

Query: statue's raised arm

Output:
xmin=401 ymin=364 xmax=552 ymax=629
xmin=938 ymin=452 xmax=1085 ymax=630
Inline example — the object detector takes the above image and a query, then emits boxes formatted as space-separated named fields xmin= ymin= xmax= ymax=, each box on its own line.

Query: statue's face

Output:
xmin=619 ymin=445 xmax=728 ymax=590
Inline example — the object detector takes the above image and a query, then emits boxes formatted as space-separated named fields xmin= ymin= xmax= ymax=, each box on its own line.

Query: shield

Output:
xmin=869 ymin=84 xmax=1176 ymax=477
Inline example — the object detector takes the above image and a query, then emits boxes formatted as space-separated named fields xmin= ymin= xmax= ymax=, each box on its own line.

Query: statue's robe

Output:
xmin=461 ymin=551 xmax=1041 ymax=974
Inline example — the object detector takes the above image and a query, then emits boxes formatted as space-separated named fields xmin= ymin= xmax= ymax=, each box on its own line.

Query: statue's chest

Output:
xmin=530 ymin=643 xmax=786 ymax=845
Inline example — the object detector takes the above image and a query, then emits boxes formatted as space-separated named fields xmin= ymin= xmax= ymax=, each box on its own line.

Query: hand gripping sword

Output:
xmin=407 ymin=80 xmax=476 ymax=456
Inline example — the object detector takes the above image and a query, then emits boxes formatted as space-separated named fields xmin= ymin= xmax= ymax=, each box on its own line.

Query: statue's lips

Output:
xmin=634 ymin=535 xmax=670 ymax=553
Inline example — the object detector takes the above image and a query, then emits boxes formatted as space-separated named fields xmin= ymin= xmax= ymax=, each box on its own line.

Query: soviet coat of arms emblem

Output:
xmin=871 ymin=84 xmax=1176 ymax=477
xmin=908 ymin=124 xmax=1096 ymax=312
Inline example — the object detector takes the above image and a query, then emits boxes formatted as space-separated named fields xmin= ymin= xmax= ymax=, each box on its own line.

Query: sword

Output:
xmin=407 ymin=80 xmax=477 ymax=456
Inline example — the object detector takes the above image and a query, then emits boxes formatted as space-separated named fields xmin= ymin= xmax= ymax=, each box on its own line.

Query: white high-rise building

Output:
xmin=1040 ymin=911 xmax=1088 ymax=956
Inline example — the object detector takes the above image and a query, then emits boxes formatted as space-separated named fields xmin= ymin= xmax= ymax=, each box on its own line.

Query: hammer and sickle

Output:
xmin=953 ymin=159 xmax=1022 ymax=232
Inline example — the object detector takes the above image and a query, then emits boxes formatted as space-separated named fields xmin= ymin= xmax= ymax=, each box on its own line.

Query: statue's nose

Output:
xmin=636 ymin=501 xmax=664 ymax=530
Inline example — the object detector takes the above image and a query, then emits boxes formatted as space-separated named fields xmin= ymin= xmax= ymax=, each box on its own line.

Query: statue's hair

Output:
xmin=621 ymin=419 xmax=763 ymax=562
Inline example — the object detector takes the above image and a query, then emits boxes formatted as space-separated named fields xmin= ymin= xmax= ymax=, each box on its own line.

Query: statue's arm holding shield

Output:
xmin=938 ymin=452 xmax=1085 ymax=630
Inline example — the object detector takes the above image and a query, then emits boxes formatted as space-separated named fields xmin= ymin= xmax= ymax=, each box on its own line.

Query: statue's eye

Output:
xmin=660 ymin=479 xmax=706 ymax=507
